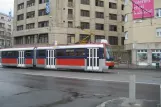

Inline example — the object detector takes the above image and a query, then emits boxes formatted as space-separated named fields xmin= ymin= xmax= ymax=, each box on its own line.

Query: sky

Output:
xmin=0 ymin=0 xmax=14 ymax=16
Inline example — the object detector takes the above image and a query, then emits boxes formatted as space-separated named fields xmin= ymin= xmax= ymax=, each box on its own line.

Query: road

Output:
xmin=0 ymin=68 xmax=160 ymax=107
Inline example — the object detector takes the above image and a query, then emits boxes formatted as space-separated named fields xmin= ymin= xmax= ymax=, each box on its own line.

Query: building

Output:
xmin=13 ymin=0 xmax=124 ymax=49
xmin=0 ymin=12 xmax=13 ymax=48
xmin=124 ymin=0 xmax=161 ymax=65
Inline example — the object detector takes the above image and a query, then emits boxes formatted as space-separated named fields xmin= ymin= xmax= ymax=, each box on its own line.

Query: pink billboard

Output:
xmin=132 ymin=0 xmax=154 ymax=19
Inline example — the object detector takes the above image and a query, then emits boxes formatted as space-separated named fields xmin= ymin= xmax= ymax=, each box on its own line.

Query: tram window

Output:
xmin=38 ymin=50 xmax=46 ymax=57
xmin=12 ymin=51 xmax=18 ymax=57
xmin=2 ymin=51 xmax=7 ymax=57
xmin=56 ymin=50 xmax=65 ymax=56
xmin=25 ymin=50 xmax=32 ymax=57
xmin=66 ymin=49 xmax=75 ymax=56
xmin=2 ymin=51 xmax=18 ymax=57
xmin=7 ymin=51 xmax=12 ymax=56
xmin=75 ymin=49 xmax=85 ymax=56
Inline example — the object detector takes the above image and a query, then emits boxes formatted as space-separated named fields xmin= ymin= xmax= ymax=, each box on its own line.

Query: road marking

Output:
xmin=17 ymin=72 xmax=160 ymax=85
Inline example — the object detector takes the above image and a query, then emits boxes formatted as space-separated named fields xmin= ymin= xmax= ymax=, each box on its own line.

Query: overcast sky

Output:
xmin=0 ymin=0 xmax=14 ymax=16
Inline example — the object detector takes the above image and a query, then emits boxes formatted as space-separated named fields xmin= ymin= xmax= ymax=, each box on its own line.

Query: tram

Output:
xmin=0 ymin=39 xmax=114 ymax=72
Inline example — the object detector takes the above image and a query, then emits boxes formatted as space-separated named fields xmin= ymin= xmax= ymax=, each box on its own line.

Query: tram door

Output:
xmin=86 ymin=48 xmax=99 ymax=71
xmin=46 ymin=50 xmax=55 ymax=69
xmin=18 ymin=51 xmax=25 ymax=67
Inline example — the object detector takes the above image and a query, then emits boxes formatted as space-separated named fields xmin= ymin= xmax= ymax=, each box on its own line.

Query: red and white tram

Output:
xmin=0 ymin=40 xmax=114 ymax=72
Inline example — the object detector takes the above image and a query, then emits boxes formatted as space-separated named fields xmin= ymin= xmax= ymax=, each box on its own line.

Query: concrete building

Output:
xmin=124 ymin=0 xmax=161 ymax=65
xmin=13 ymin=0 xmax=124 ymax=49
xmin=0 ymin=12 xmax=13 ymax=48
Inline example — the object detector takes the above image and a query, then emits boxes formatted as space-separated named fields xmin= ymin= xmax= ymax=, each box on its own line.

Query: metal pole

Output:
xmin=160 ymin=85 xmax=161 ymax=107
xmin=129 ymin=75 xmax=136 ymax=104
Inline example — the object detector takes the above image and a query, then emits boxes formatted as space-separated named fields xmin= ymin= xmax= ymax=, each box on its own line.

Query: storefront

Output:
xmin=136 ymin=49 xmax=161 ymax=66
xmin=152 ymin=50 xmax=161 ymax=66
xmin=137 ymin=50 xmax=148 ymax=66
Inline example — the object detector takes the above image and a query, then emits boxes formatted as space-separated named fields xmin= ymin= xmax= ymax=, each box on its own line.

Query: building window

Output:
xmin=81 ymin=10 xmax=90 ymax=17
xmin=67 ymin=34 xmax=75 ymax=44
xmin=122 ymin=26 xmax=124 ymax=32
xmin=17 ymin=25 xmax=23 ymax=31
xmin=0 ymin=23 xmax=5 ymax=28
xmin=156 ymin=28 xmax=161 ymax=37
xmin=17 ymin=3 xmax=24 ymax=10
xmin=17 ymin=14 xmax=24 ymax=21
xmin=109 ymin=14 xmax=117 ymax=20
xmin=122 ymin=4 xmax=124 ymax=10
xmin=121 ymin=37 xmax=125 ymax=45
xmin=0 ymin=39 xmax=4 ymax=46
xmin=7 ymin=32 xmax=11 ymax=36
xmin=122 ymin=15 xmax=124 ymax=21
xmin=156 ymin=8 xmax=161 ymax=18
xmin=109 ymin=36 xmax=118 ymax=45
xmin=26 ymin=23 xmax=35 ymax=29
xmin=27 ymin=0 xmax=35 ymax=7
xmin=124 ymin=14 xmax=128 ymax=22
xmin=25 ymin=35 xmax=35 ymax=44
xmin=37 ymin=34 xmax=48 ymax=43
xmin=81 ymin=22 xmax=90 ymax=29
xmin=8 ymin=28 xmax=11 ymax=32
xmin=125 ymin=31 xmax=128 ymax=40
xmin=124 ymin=0 xmax=128 ymax=5
xmin=81 ymin=0 xmax=90 ymax=5
xmin=68 ymin=0 xmax=73 ymax=7
xmin=109 ymin=2 xmax=117 ymax=9
xmin=96 ymin=12 xmax=104 ymax=18
xmin=68 ymin=9 xmax=73 ymax=20
xmin=95 ymin=0 xmax=104 ymax=7
xmin=27 ymin=11 xmax=35 ymax=18
xmin=80 ymin=34 xmax=91 ymax=43
xmin=96 ymin=24 xmax=104 ymax=30
xmin=38 ymin=21 xmax=49 ymax=28
xmin=152 ymin=50 xmax=161 ymax=64
xmin=39 ymin=0 xmax=48 ymax=4
xmin=137 ymin=50 xmax=148 ymax=65
xmin=68 ymin=21 xmax=73 ymax=28
xmin=95 ymin=35 xmax=105 ymax=41
xmin=14 ymin=36 xmax=23 ymax=45
xmin=39 ymin=9 xmax=48 ymax=16
xmin=8 ymin=25 xmax=11 ymax=29
xmin=0 ymin=31 xmax=4 ymax=35
xmin=109 ymin=25 xmax=117 ymax=31
xmin=1 ymin=17 xmax=4 ymax=20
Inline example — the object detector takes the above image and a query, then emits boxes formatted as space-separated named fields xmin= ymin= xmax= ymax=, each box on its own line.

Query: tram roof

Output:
xmin=0 ymin=47 xmax=35 ymax=51
xmin=0 ymin=44 xmax=105 ymax=51
xmin=37 ymin=44 xmax=104 ymax=49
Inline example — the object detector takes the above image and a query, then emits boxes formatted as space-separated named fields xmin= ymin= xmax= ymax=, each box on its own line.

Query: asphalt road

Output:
xmin=0 ymin=68 xmax=160 ymax=107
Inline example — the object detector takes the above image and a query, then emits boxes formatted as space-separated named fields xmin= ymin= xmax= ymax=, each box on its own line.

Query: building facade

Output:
xmin=124 ymin=0 xmax=161 ymax=65
xmin=13 ymin=0 xmax=124 ymax=49
xmin=0 ymin=12 xmax=13 ymax=48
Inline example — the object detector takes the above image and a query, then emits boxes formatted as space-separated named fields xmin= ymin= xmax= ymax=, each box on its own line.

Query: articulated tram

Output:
xmin=0 ymin=40 xmax=114 ymax=72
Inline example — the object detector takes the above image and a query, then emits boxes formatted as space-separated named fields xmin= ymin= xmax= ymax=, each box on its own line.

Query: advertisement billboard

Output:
xmin=132 ymin=0 xmax=154 ymax=19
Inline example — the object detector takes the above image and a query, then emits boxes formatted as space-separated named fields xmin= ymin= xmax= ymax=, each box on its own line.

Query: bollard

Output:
xmin=129 ymin=75 xmax=136 ymax=104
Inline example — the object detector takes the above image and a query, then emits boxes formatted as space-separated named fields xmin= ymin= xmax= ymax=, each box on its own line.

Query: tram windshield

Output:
xmin=106 ymin=45 xmax=113 ymax=60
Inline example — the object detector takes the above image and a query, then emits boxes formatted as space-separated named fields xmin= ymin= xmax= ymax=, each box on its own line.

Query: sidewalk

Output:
xmin=114 ymin=63 xmax=161 ymax=71
xmin=97 ymin=98 xmax=160 ymax=107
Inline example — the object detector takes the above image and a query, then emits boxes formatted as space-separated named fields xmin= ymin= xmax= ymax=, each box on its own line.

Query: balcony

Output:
xmin=68 ymin=2 xmax=73 ymax=7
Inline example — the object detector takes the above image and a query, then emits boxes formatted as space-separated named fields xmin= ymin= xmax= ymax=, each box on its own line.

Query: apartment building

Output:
xmin=13 ymin=0 xmax=124 ymax=49
xmin=124 ymin=0 xmax=161 ymax=65
xmin=0 ymin=12 xmax=13 ymax=48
